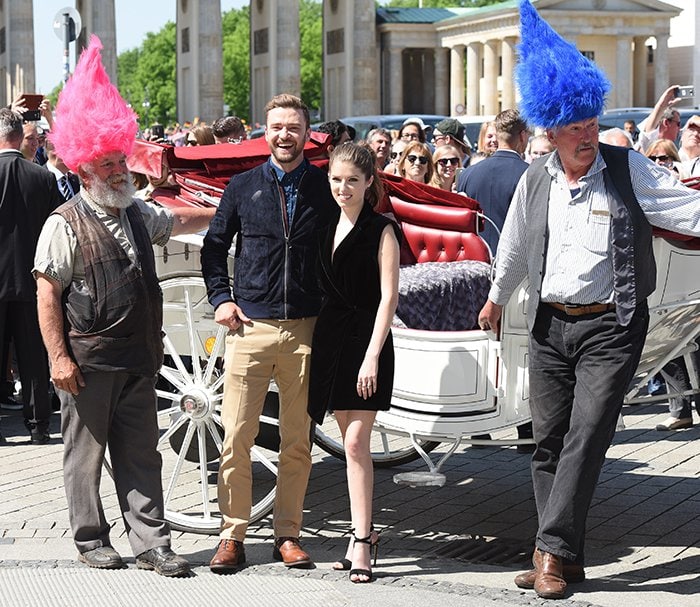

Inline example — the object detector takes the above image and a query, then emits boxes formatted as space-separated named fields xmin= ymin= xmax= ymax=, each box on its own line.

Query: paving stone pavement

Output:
xmin=1 ymin=399 xmax=698 ymax=607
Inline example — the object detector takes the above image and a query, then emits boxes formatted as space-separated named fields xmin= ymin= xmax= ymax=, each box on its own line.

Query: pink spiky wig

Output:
xmin=50 ymin=35 xmax=138 ymax=171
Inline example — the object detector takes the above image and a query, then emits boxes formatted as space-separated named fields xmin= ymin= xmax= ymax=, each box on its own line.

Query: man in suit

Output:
xmin=0 ymin=108 xmax=63 ymax=444
xmin=457 ymin=109 xmax=530 ymax=256
xmin=44 ymin=139 xmax=80 ymax=201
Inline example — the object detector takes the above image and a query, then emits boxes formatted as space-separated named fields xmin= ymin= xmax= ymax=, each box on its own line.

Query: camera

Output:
xmin=675 ymin=86 xmax=695 ymax=99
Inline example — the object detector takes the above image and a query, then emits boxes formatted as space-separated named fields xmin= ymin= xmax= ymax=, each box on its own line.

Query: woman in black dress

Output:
xmin=308 ymin=144 xmax=400 ymax=583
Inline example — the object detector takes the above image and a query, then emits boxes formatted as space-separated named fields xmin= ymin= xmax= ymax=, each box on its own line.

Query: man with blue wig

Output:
xmin=479 ymin=0 xmax=700 ymax=599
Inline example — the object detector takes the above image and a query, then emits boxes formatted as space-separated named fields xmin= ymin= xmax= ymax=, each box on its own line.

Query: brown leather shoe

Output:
xmin=533 ymin=548 xmax=567 ymax=599
xmin=210 ymin=539 xmax=246 ymax=574
xmin=272 ymin=536 xmax=313 ymax=568
xmin=515 ymin=563 xmax=585 ymax=589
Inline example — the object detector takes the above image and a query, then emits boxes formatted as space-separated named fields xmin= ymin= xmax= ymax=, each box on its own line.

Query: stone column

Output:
xmin=482 ymin=39 xmax=499 ymax=115
xmin=2 ymin=0 xmax=35 ymax=104
xmin=250 ymin=0 xmax=300 ymax=125
xmin=466 ymin=42 xmax=481 ymax=116
xmin=351 ymin=0 xmax=380 ymax=115
xmin=615 ymin=37 xmax=632 ymax=108
xmin=501 ymin=37 xmax=517 ymax=111
xmin=176 ymin=0 xmax=223 ymax=124
xmin=633 ymin=36 xmax=648 ymax=106
xmin=275 ymin=0 xmax=301 ymax=95
xmin=450 ymin=45 xmax=466 ymax=116
xmin=76 ymin=0 xmax=117 ymax=82
xmin=435 ymin=47 xmax=450 ymax=116
xmin=654 ymin=33 xmax=670 ymax=100
xmin=389 ymin=47 xmax=404 ymax=114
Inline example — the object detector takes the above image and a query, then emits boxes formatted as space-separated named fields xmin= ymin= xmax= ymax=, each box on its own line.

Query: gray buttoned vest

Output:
xmin=55 ymin=196 xmax=164 ymax=376
xmin=524 ymin=142 xmax=656 ymax=330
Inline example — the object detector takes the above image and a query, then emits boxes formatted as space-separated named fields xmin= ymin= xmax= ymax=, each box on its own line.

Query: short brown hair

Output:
xmin=264 ymin=94 xmax=310 ymax=129
xmin=495 ymin=109 xmax=528 ymax=146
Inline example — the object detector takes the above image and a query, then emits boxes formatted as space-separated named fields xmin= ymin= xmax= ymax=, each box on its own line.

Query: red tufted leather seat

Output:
xmin=389 ymin=197 xmax=490 ymax=265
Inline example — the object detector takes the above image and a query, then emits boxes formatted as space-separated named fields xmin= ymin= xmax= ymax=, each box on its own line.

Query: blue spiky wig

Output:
xmin=516 ymin=0 xmax=611 ymax=129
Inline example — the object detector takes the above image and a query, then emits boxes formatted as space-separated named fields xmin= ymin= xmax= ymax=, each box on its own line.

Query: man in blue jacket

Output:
xmin=457 ymin=108 xmax=530 ymax=256
xmin=201 ymin=94 xmax=336 ymax=573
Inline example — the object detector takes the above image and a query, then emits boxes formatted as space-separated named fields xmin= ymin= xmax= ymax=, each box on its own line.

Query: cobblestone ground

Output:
xmin=1 ymin=399 xmax=698 ymax=607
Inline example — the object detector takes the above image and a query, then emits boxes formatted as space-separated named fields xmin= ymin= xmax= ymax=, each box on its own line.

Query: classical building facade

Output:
xmin=377 ymin=0 xmax=684 ymax=118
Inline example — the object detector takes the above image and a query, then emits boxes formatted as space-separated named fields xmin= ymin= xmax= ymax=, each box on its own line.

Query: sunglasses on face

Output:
xmin=390 ymin=151 xmax=401 ymax=159
xmin=185 ymin=138 xmax=198 ymax=146
xmin=437 ymin=157 xmax=460 ymax=167
xmin=406 ymin=155 xmax=429 ymax=165
xmin=649 ymin=154 xmax=670 ymax=162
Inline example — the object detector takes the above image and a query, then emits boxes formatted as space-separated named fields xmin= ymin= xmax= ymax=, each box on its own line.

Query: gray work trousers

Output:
xmin=59 ymin=371 xmax=170 ymax=556
xmin=528 ymin=302 xmax=648 ymax=565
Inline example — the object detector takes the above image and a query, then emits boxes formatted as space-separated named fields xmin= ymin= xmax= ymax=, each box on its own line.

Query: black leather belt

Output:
xmin=547 ymin=302 xmax=615 ymax=316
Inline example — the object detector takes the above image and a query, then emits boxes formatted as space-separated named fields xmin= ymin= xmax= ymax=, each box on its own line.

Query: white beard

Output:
xmin=86 ymin=175 xmax=137 ymax=210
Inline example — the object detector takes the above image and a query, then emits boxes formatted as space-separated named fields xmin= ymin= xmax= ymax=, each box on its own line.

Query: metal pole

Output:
xmin=63 ymin=13 xmax=71 ymax=83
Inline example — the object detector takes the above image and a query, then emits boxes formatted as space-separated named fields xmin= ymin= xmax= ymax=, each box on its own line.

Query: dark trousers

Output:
xmin=59 ymin=371 xmax=170 ymax=556
xmin=528 ymin=303 xmax=648 ymax=565
xmin=659 ymin=339 xmax=700 ymax=419
xmin=0 ymin=301 xmax=51 ymax=429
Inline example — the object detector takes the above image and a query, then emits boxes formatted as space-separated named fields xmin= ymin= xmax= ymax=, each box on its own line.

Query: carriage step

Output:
xmin=393 ymin=471 xmax=446 ymax=487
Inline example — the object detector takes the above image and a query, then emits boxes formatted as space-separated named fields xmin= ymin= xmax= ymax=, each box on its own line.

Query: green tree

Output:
xmin=222 ymin=6 xmax=251 ymax=122
xmin=117 ymin=48 xmax=140 ymax=111
xmin=117 ymin=22 xmax=176 ymax=128
xmin=300 ymin=0 xmax=322 ymax=115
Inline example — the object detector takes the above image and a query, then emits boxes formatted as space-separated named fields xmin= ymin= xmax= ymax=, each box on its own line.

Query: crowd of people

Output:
xmin=3 ymin=0 xmax=700 ymax=601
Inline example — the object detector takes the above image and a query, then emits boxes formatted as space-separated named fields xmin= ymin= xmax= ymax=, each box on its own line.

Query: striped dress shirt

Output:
xmin=489 ymin=149 xmax=700 ymax=306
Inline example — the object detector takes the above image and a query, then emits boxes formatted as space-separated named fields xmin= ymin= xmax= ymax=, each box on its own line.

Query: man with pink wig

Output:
xmin=33 ymin=36 xmax=214 ymax=576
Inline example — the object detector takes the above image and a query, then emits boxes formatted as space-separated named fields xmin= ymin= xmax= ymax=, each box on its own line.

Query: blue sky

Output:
xmin=33 ymin=0 xmax=247 ymax=93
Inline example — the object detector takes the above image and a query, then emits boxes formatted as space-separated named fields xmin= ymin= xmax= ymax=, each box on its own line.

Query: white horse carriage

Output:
xmin=133 ymin=139 xmax=700 ymax=533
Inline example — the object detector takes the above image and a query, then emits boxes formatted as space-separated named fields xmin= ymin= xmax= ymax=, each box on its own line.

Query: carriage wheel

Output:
xmin=157 ymin=272 xmax=278 ymax=534
xmin=313 ymin=416 xmax=441 ymax=469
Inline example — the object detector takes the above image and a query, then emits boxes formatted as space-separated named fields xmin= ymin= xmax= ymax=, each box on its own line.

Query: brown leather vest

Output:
xmin=55 ymin=197 xmax=164 ymax=376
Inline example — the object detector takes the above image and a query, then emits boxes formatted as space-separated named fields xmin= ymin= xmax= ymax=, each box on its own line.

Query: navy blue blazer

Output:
xmin=457 ymin=149 xmax=529 ymax=255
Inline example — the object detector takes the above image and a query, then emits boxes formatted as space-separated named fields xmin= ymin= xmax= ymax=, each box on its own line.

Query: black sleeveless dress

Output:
xmin=308 ymin=203 xmax=401 ymax=424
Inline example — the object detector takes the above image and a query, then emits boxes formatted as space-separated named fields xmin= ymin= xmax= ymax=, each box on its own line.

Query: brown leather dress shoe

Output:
xmin=515 ymin=563 xmax=585 ymax=589
xmin=272 ymin=536 xmax=313 ymax=568
xmin=210 ymin=539 xmax=246 ymax=574
xmin=533 ymin=549 xmax=567 ymax=599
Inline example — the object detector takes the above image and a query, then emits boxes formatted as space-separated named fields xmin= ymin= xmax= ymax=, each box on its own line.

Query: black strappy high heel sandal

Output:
xmin=333 ymin=525 xmax=379 ymax=571
xmin=349 ymin=531 xmax=379 ymax=584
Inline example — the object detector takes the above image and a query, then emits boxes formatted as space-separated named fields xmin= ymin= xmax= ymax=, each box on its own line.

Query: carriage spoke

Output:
xmin=162 ymin=335 xmax=192 ymax=385
xmin=380 ymin=433 xmax=391 ymax=456
xmin=157 ymin=404 xmax=181 ymax=421
xmin=205 ymin=418 xmax=224 ymax=453
xmin=158 ymin=365 xmax=189 ymax=395
xmin=156 ymin=389 xmax=179 ymax=403
xmin=164 ymin=421 xmax=196 ymax=506
xmin=202 ymin=325 xmax=227 ymax=385
xmin=158 ymin=413 xmax=190 ymax=447
xmin=251 ymin=446 xmax=279 ymax=475
xmin=184 ymin=289 xmax=203 ymax=384
xmin=210 ymin=374 xmax=225 ymax=394
xmin=197 ymin=424 xmax=211 ymax=519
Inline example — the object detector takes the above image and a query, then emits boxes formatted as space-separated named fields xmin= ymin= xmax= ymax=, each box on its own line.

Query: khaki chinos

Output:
xmin=217 ymin=317 xmax=315 ymax=541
